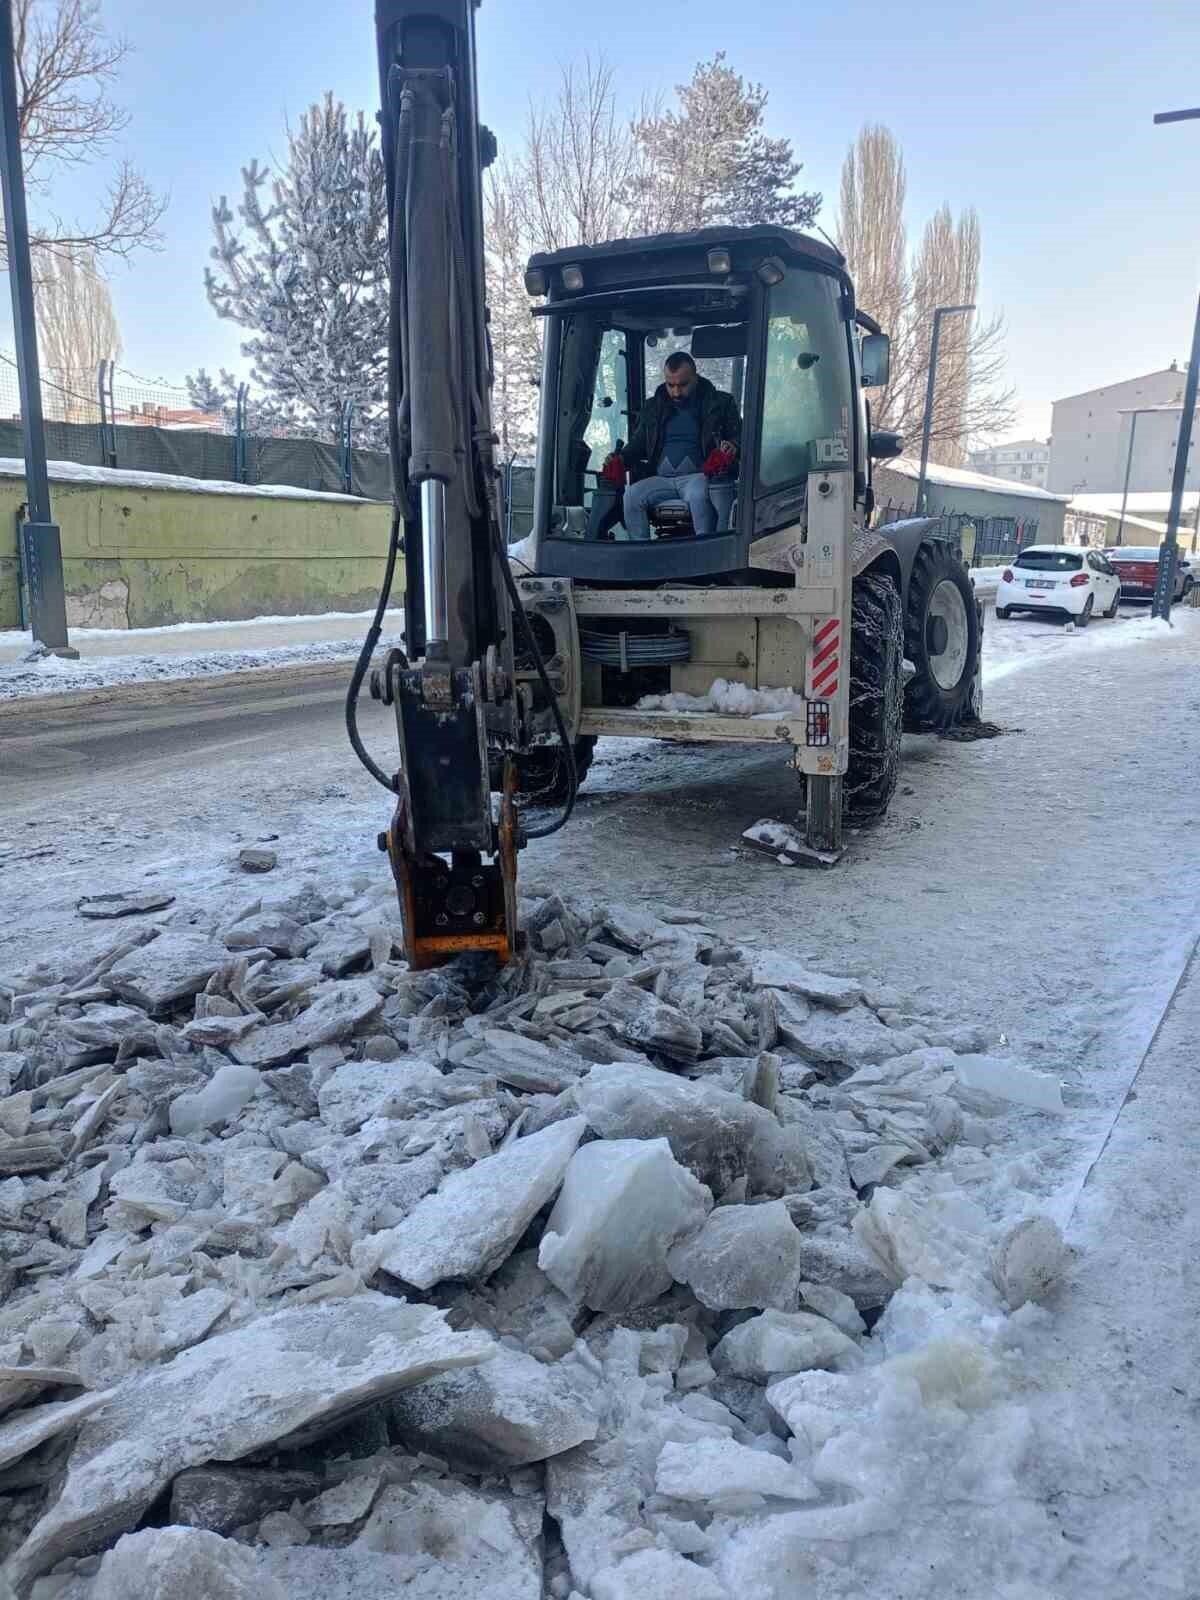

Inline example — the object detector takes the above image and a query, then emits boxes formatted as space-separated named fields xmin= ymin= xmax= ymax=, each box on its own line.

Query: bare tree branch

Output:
xmin=32 ymin=241 xmax=120 ymax=417
xmin=838 ymin=125 xmax=1014 ymax=465
xmin=2 ymin=0 xmax=164 ymax=266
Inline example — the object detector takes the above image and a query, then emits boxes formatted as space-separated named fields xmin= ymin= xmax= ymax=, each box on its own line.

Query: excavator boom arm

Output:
xmin=369 ymin=0 xmax=526 ymax=968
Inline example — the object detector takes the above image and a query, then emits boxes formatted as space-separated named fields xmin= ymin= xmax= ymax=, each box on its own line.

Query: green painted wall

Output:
xmin=0 ymin=476 xmax=403 ymax=629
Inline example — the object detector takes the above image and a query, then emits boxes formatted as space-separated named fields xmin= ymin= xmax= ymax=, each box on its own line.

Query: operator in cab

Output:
xmin=601 ymin=352 xmax=740 ymax=540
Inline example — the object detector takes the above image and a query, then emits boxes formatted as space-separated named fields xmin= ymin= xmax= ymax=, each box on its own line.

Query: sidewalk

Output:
xmin=0 ymin=610 xmax=405 ymax=703
xmin=1021 ymin=937 xmax=1200 ymax=1595
xmin=0 ymin=609 xmax=404 ymax=665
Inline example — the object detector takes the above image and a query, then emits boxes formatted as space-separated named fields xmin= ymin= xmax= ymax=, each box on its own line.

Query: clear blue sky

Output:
xmin=30 ymin=0 xmax=1200 ymax=441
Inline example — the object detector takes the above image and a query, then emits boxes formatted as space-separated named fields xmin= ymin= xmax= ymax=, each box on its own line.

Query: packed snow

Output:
xmin=0 ymin=457 xmax=369 ymax=505
xmin=0 ymin=633 xmax=400 ymax=702
xmin=637 ymin=679 xmax=807 ymax=718
xmin=0 ymin=880 xmax=1083 ymax=1597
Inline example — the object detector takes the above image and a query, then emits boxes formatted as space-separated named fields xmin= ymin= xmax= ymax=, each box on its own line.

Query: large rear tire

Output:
xmin=903 ymin=544 xmax=982 ymax=732
xmin=845 ymin=571 xmax=903 ymax=824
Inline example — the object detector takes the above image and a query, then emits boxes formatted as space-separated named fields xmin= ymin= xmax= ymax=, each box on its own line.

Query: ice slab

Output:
xmin=389 ymin=1345 xmax=598 ymax=1469
xmin=539 ymin=1137 xmax=712 ymax=1312
xmin=953 ymin=1053 xmax=1065 ymax=1113
xmin=667 ymin=1201 xmax=804 ymax=1311
xmin=712 ymin=1309 xmax=859 ymax=1380
xmin=6 ymin=1296 xmax=492 ymax=1594
xmin=368 ymin=1117 xmax=587 ymax=1290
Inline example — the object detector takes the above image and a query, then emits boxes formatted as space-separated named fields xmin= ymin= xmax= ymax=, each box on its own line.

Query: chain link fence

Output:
xmin=0 ymin=357 xmax=393 ymax=500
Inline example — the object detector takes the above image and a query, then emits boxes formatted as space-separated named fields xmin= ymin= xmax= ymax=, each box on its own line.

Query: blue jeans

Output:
xmin=623 ymin=472 xmax=715 ymax=541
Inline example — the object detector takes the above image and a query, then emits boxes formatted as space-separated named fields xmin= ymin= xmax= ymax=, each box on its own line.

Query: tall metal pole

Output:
xmin=1152 ymin=107 xmax=1200 ymax=621
xmin=1115 ymin=409 xmax=1142 ymax=546
xmin=1152 ymin=290 xmax=1200 ymax=619
xmin=0 ymin=0 xmax=74 ymax=653
xmin=914 ymin=303 xmax=974 ymax=516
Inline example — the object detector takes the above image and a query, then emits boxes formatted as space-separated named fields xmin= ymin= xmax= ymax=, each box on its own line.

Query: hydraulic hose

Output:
xmin=344 ymin=508 xmax=403 ymax=793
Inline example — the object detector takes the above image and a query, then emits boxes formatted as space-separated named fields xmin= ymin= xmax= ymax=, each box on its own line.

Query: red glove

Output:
xmin=600 ymin=454 xmax=626 ymax=487
xmin=703 ymin=446 xmax=737 ymax=478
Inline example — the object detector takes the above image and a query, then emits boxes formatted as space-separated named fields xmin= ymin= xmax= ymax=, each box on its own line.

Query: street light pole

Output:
xmin=915 ymin=303 xmax=975 ymax=517
xmin=1115 ymin=408 xmax=1155 ymax=545
xmin=0 ymin=0 xmax=74 ymax=654
xmin=1152 ymin=107 xmax=1200 ymax=621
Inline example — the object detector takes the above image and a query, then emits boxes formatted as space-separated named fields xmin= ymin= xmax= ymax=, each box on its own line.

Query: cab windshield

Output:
xmin=544 ymin=266 xmax=851 ymax=545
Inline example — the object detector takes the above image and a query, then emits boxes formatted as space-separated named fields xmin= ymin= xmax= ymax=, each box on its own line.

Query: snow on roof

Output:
xmin=0 ymin=457 xmax=375 ymax=505
xmin=884 ymin=454 xmax=1070 ymax=503
xmin=1069 ymin=490 xmax=1200 ymax=517
xmin=971 ymin=437 xmax=1048 ymax=452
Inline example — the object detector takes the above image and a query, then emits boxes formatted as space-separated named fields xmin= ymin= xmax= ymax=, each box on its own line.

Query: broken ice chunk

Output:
xmin=389 ymin=1345 xmax=598 ymax=1470
xmin=539 ymin=1137 xmax=712 ymax=1312
xmin=231 ymin=980 xmax=385 ymax=1068
xmin=170 ymin=1466 xmax=323 ymax=1535
xmin=576 ymin=1060 xmax=777 ymax=1195
xmin=667 ymin=1201 xmax=804 ymax=1311
xmin=91 ymin=1526 xmax=286 ymax=1600
xmin=952 ymin=1053 xmax=1065 ymax=1114
xmin=749 ymin=953 xmax=863 ymax=1010
xmin=7 ymin=1296 xmax=493 ymax=1594
xmin=599 ymin=983 xmax=703 ymax=1061
xmin=990 ymin=1216 xmax=1068 ymax=1308
xmin=590 ymin=1546 xmax=729 ymax=1600
xmin=107 ymin=932 xmax=229 ymax=1014
xmin=655 ymin=1436 xmax=818 ymax=1506
xmin=711 ymin=1310 xmax=859 ymax=1380
xmin=316 ymin=1057 xmax=443 ymax=1134
xmin=366 ymin=1117 xmax=587 ymax=1289
xmin=168 ymin=1062 xmax=262 ymax=1137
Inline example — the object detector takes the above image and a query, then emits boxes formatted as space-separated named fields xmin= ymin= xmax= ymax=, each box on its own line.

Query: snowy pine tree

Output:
xmin=185 ymin=367 xmax=233 ymax=416
xmin=203 ymin=95 xmax=388 ymax=443
xmin=631 ymin=55 xmax=820 ymax=235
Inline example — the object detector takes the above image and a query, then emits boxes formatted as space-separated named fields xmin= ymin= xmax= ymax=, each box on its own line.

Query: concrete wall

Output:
xmin=1048 ymin=369 xmax=1186 ymax=493
xmin=0 ymin=476 xmax=400 ymax=630
xmin=1113 ymin=408 xmax=1200 ymax=495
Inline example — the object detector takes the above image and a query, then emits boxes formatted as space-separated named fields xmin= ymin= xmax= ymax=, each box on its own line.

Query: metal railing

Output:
xmin=874 ymin=499 xmax=1038 ymax=563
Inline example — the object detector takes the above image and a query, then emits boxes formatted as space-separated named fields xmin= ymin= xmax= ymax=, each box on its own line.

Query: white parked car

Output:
xmin=994 ymin=545 xmax=1121 ymax=627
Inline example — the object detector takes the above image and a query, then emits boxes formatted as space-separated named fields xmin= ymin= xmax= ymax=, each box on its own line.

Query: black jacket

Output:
xmin=620 ymin=375 xmax=741 ymax=481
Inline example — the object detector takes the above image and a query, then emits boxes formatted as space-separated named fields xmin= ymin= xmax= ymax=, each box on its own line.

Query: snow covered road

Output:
xmin=1 ymin=605 xmax=1198 ymax=1595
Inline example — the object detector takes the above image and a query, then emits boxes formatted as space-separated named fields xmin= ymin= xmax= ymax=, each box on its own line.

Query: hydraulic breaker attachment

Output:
xmin=377 ymin=654 xmax=523 ymax=970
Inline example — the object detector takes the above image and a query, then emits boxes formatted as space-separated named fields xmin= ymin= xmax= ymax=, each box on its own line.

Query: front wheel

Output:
xmin=903 ymin=544 xmax=983 ymax=732
xmin=1104 ymin=588 xmax=1120 ymax=619
xmin=845 ymin=571 xmax=904 ymax=824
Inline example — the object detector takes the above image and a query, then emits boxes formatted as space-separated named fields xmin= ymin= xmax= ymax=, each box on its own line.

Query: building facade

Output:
xmin=968 ymin=438 xmax=1050 ymax=486
xmin=1048 ymin=366 xmax=1187 ymax=493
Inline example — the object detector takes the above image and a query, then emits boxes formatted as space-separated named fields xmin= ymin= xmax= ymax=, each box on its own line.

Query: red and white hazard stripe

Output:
xmin=806 ymin=617 xmax=841 ymax=699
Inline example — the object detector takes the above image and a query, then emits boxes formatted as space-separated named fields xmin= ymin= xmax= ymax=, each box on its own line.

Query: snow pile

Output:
xmin=0 ymin=636 xmax=400 ymax=703
xmin=0 ymin=882 xmax=1074 ymax=1596
xmin=637 ymin=679 xmax=807 ymax=719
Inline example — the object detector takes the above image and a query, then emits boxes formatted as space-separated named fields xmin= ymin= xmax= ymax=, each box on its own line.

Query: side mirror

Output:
xmin=869 ymin=428 xmax=903 ymax=461
xmin=861 ymin=332 xmax=891 ymax=388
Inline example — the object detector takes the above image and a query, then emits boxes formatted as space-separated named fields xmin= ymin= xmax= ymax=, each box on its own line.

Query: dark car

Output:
xmin=1105 ymin=546 xmax=1193 ymax=602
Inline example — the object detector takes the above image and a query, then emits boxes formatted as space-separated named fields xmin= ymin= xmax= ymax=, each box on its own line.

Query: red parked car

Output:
xmin=1105 ymin=546 xmax=1194 ymax=603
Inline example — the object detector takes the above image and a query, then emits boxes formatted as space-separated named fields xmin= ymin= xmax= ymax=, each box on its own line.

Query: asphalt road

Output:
xmin=0 ymin=664 xmax=374 ymax=815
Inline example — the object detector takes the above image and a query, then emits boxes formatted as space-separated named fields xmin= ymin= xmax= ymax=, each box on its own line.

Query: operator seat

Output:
xmin=646 ymin=481 xmax=737 ymax=539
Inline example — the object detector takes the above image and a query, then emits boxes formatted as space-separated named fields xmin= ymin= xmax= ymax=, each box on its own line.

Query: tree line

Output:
xmin=17 ymin=1 xmax=1011 ymax=469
